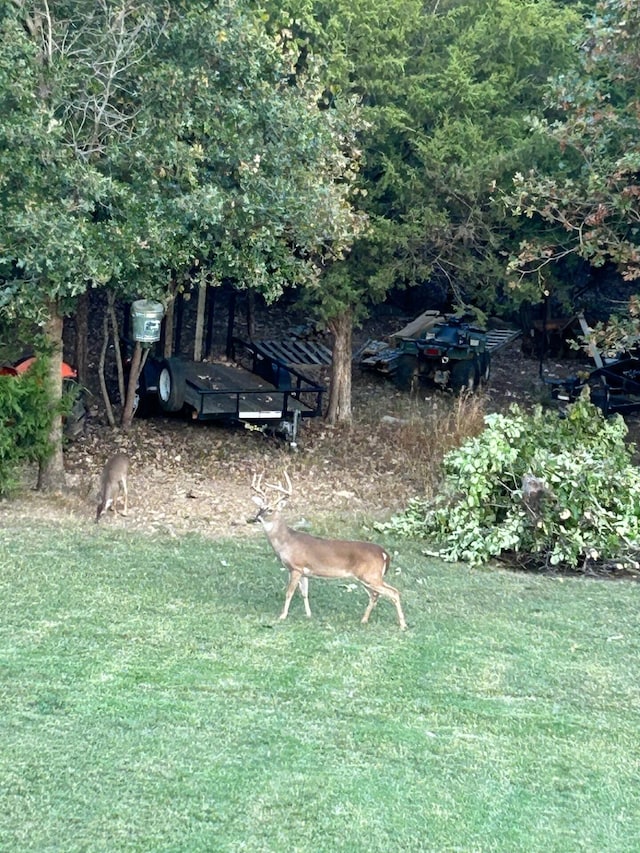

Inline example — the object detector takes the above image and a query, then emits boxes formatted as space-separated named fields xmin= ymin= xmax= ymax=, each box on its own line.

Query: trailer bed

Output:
xmin=181 ymin=361 xmax=317 ymax=420
xmin=146 ymin=337 xmax=325 ymax=441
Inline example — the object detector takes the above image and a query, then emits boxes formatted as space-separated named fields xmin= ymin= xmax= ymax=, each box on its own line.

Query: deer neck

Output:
xmin=259 ymin=512 xmax=291 ymax=548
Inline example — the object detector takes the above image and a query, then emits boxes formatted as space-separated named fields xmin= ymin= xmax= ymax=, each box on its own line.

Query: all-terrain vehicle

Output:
xmin=393 ymin=316 xmax=491 ymax=392
xmin=360 ymin=312 xmax=510 ymax=393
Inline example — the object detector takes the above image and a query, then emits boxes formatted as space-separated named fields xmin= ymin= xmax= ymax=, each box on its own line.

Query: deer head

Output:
xmin=250 ymin=471 xmax=292 ymax=523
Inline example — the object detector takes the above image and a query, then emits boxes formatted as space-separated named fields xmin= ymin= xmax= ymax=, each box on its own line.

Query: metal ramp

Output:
xmin=485 ymin=328 xmax=521 ymax=352
xmin=254 ymin=338 xmax=333 ymax=366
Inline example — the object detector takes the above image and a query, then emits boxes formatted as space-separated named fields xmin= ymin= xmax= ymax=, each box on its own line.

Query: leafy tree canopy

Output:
xmin=506 ymin=0 xmax=640 ymax=300
xmin=0 ymin=0 xmax=364 ymax=326
xmin=261 ymin=0 xmax=585 ymax=319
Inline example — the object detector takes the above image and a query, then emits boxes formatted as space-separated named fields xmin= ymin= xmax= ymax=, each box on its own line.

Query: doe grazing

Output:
xmin=251 ymin=472 xmax=407 ymax=630
xmin=96 ymin=453 xmax=130 ymax=522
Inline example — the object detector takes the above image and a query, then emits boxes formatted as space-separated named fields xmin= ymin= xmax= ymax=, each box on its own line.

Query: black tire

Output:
xmin=394 ymin=354 xmax=419 ymax=392
xmin=478 ymin=351 xmax=491 ymax=386
xmin=587 ymin=378 xmax=610 ymax=416
xmin=449 ymin=357 xmax=479 ymax=393
xmin=135 ymin=365 xmax=160 ymax=418
xmin=157 ymin=358 xmax=186 ymax=413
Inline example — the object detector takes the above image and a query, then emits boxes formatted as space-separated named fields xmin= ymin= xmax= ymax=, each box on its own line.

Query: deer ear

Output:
xmin=251 ymin=495 xmax=264 ymax=507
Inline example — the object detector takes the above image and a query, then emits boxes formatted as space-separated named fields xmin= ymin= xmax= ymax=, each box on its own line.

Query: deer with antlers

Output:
xmin=251 ymin=473 xmax=407 ymax=630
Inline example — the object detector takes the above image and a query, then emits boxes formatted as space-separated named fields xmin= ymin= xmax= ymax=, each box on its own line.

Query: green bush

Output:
xmin=381 ymin=394 xmax=640 ymax=572
xmin=0 ymin=359 xmax=55 ymax=494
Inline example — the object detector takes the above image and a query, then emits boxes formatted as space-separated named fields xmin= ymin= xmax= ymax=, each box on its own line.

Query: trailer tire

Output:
xmin=587 ymin=377 xmax=610 ymax=416
xmin=450 ymin=357 xmax=479 ymax=393
xmin=394 ymin=354 xmax=419 ymax=392
xmin=158 ymin=358 xmax=186 ymax=412
xmin=478 ymin=351 xmax=491 ymax=385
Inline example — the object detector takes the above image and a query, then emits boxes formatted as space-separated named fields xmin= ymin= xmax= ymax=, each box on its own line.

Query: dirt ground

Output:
xmin=0 ymin=325 xmax=577 ymax=537
xmin=4 ymin=309 xmax=639 ymax=539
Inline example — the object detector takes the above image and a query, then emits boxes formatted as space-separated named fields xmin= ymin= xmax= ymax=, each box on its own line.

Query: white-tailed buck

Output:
xmin=96 ymin=453 xmax=130 ymax=522
xmin=251 ymin=473 xmax=407 ymax=630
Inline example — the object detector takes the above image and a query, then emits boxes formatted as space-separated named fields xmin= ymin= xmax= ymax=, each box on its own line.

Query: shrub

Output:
xmin=0 ymin=358 xmax=56 ymax=494
xmin=380 ymin=394 xmax=640 ymax=572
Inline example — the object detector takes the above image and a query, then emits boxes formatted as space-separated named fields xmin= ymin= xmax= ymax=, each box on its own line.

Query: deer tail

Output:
xmin=381 ymin=550 xmax=390 ymax=576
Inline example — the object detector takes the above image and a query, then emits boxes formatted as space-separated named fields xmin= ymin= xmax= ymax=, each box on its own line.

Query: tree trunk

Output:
xmin=74 ymin=291 xmax=89 ymax=387
xmin=107 ymin=291 xmax=125 ymax=405
xmin=164 ymin=295 xmax=175 ymax=358
xmin=37 ymin=301 xmax=67 ymax=492
xmin=246 ymin=289 xmax=255 ymax=340
xmin=121 ymin=340 xmax=144 ymax=431
xmin=193 ymin=276 xmax=207 ymax=362
xmin=326 ymin=308 xmax=353 ymax=425
xmin=98 ymin=305 xmax=116 ymax=427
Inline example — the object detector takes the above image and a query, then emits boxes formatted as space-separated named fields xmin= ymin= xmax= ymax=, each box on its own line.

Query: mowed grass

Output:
xmin=1 ymin=521 xmax=639 ymax=853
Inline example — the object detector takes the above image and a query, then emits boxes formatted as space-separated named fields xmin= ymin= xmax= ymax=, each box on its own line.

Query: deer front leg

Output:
xmin=120 ymin=480 xmax=128 ymax=516
xmin=298 ymin=576 xmax=312 ymax=618
xmin=280 ymin=569 xmax=302 ymax=620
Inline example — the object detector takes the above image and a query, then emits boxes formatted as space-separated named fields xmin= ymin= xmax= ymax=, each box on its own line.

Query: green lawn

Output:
xmin=1 ymin=520 xmax=639 ymax=852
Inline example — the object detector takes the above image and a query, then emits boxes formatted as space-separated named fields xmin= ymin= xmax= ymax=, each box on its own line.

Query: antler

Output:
xmin=251 ymin=471 xmax=292 ymax=497
xmin=251 ymin=472 xmax=266 ymax=497
xmin=264 ymin=470 xmax=293 ymax=497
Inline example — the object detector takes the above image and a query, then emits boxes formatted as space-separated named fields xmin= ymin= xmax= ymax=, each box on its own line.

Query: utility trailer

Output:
xmin=546 ymin=314 xmax=640 ymax=417
xmin=549 ymin=355 xmax=640 ymax=417
xmin=140 ymin=338 xmax=325 ymax=443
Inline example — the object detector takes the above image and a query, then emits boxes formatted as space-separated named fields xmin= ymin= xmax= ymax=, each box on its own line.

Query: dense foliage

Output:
xmin=257 ymin=0 xmax=585 ymax=422
xmin=507 ymin=0 xmax=640 ymax=294
xmin=0 ymin=359 xmax=58 ymax=494
xmin=264 ymin=0 xmax=585 ymax=316
xmin=0 ymin=0 xmax=365 ymax=469
xmin=0 ymin=0 xmax=363 ymax=319
xmin=381 ymin=396 xmax=640 ymax=572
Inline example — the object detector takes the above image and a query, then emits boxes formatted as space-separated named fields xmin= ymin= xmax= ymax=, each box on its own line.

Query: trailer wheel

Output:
xmin=158 ymin=358 xmax=186 ymax=412
xmin=587 ymin=377 xmax=610 ymax=416
xmin=450 ymin=357 xmax=479 ymax=393
xmin=394 ymin=354 xmax=419 ymax=392
xmin=478 ymin=351 xmax=491 ymax=385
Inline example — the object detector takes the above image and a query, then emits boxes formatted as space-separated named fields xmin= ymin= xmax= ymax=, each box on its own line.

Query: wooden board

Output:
xmin=389 ymin=310 xmax=443 ymax=344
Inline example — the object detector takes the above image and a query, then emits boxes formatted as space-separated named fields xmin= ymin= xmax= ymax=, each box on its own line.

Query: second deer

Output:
xmin=251 ymin=473 xmax=407 ymax=630
xmin=96 ymin=453 xmax=130 ymax=522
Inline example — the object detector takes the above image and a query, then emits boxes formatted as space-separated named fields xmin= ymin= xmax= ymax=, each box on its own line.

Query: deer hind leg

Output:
xmin=361 ymin=589 xmax=379 ymax=624
xmin=280 ymin=569 xmax=304 ymax=620
xmin=364 ymin=581 xmax=407 ymax=631
xmin=120 ymin=477 xmax=128 ymax=516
